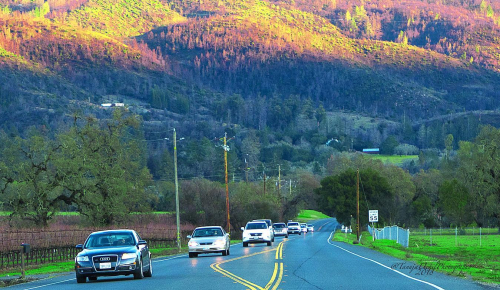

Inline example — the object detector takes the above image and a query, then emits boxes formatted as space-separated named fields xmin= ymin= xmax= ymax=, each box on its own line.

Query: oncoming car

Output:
xmin=307 ymin=224 xmax=315 ymax=232
xmin=187 ymin=226 xmax=230 ymax=258
xmin=300 ymin=223 xmax=308 ymax=233
xmin=272 ymin=222 xmax=288 ymax=238
xmin=241 ymin=221 xmax=273 ymax=247
xmin=74 ymin=229 xmax=152 ymax=283
xmin=287 ymin=221 xmax=301 ymax=235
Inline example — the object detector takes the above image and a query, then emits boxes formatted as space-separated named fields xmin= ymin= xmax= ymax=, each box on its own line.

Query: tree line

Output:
xmin=1 ymin=108 xmax=499 ymax=231
xmin=316 ymin=125 xmax=500 ymax=229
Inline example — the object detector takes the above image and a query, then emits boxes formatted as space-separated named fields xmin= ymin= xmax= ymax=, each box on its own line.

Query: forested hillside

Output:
xmin=0 ymin=0 xmax=500 ymax=229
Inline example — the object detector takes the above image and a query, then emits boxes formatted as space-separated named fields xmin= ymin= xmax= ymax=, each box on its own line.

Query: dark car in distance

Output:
xmin=74 ymin=229 xmax=152 ymax=283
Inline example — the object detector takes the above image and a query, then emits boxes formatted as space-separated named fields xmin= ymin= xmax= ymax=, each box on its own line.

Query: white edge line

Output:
xmin=22 ymin=278 xmax=75 ymax=290
xmin=20 ymin=254 xmax=183 ymax=290
xmin=153 ymin=254 xmax=186 ymax=263
xmin=326 ymin=232 xmax=445 ymax=290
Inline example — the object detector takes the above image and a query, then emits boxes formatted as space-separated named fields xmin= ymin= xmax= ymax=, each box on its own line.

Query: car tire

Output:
xmin=76 ymin=274 xmax=86 ymax=283
xmin=222 ymin=249 xmax=227 ymax=256
xmin=189 ymin=252 xmax=198 ymax=258
xmin=144 ymin=257 xmax=153 ymax=277
xmin=267 ymin=241 xmax=272 ymax=246
xmin=285 ymin=235 xmax=289 ymax=238
xmin=134 ymin=259 xmax=144 ymax=279
xmin=88 ymin=277 xmax=97 ymax=281
xmin=227 ymin=248 xmax=230 ymax=255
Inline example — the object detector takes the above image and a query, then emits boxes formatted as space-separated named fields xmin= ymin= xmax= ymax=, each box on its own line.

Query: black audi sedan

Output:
xmin=75 ymin=229 xmax=152 ymax=283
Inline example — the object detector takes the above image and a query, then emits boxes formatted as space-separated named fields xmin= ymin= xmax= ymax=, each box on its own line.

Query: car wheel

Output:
xmin=76 ymin=274 xmax=86 ymax=284
xmin=286 ymin=235 xmax=289 ymax=238
xmin=222 ymin=249 xmax=227 ymax=256
xmin=227 ymin=248 xmax=230 ymax=255
xmin=272 ymin=237 xmax=275 ymax=242
xmin=88 ymin=277 xmax=97 ymax=281
xmin=243 ymin=242 xmax=248 ymax=247
xmin=134 ymin=259 xmax=144 ymax=279
xmin=189 ymin=252 xmax=197 ymax=258
xmin=144 ymin=257 xmax=153 ymax=277
xmin=267 ymin=241 xmax=272 ymax=246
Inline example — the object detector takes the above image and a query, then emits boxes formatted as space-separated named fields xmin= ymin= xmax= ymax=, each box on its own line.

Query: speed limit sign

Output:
xmin=369 ymin=210 xmax=378 ymax=222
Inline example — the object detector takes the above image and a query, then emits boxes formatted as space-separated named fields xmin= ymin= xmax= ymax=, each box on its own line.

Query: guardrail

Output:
xmin=367 ymin=225 xmax=409 ymax=248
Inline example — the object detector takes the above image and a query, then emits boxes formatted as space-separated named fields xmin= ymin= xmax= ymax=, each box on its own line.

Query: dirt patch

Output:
xmin=0 ymin=276 xmax=40 ymax=287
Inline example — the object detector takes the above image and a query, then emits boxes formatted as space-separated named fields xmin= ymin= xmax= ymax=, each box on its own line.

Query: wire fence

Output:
xmin=367 ymin=225 xmax=410 ymax=248
xmin=367 ymin=226 xmax=499 ymax=248
xmin=410 ymin=227 xmax=499 ymax=236
xmin=408 ymin=227 xmax=499 ymax=248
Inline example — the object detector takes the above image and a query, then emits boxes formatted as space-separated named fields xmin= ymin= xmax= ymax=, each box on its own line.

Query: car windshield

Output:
xmin=300 ymin=224 xmax=306 ymax=228
xmin=274 ymin=224 xmax=285 ymax=228
xmin=288 ymin=222 xmax=299 ymax=226
xmin=85 ymin=232 xmax=135 ymax=248
xmin=192 ymin=228 xmax=223 ymax=237
xmin=308 ymin=225 xmax=313 ymax=227
xmin=246 ymin=223 xmax=267 ymax=230
xmin=255 ymin=220 xmax=271 ymax=227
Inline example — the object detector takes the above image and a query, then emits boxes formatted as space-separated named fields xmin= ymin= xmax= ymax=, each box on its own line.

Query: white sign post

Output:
xmin=369 ymin=210 xmax=378 ymax=241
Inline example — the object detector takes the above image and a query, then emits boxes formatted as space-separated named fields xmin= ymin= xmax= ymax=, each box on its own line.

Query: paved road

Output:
xmin=7 ymin=218 xmax=494 ymax=289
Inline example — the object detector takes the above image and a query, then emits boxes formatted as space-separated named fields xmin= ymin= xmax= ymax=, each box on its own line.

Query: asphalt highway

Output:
xmin=7 ymin=218 xmax=494 ymax=290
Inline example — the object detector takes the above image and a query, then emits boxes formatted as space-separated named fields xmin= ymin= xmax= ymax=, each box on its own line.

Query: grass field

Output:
xmin=296 ymin=210 xmax=330 ymax=222
xmin=366 ymin=154 xmax=418 ymax=165
xmin=333 ymin=231 xmax=500 ymax=284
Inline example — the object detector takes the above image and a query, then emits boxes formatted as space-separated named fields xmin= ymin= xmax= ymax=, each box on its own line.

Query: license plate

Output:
xmin=100 ymin=262 xmax=111 ymax=269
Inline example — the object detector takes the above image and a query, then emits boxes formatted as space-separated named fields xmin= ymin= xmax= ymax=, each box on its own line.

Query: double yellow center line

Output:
xmin=210 ymin=241 xmax=286 ymax=290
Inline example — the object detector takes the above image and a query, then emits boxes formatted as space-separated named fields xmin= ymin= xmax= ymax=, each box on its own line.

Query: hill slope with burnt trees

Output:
xmin=0 ymin=0 xmax=500 ymax=159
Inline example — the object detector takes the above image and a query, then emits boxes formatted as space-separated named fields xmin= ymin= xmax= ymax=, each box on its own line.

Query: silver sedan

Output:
xmin=187 ymin=226 xmax=230 ymax=258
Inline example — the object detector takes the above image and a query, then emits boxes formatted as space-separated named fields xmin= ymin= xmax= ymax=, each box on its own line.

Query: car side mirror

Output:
xmin=240 ymin=227 xmax=244 ymax=231
xmin=187 ymin=235 xmax=192 ymax=239
xmin=76 ymin=244 xmax=83 ymax=250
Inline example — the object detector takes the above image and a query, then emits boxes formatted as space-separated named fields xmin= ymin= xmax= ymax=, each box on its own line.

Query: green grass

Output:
xmin=366 ymin=155 xmax=418 ymax=165
xmin=296 ymin=210 xmax=330 ymax=222
xmin=333 ymin=230 xmax=500 ymax=284
xmin=0 ymin=261 xmax=74 ymax=278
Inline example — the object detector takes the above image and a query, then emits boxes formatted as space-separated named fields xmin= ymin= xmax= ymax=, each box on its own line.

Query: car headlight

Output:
xmin=188 ymin=241 xmax=199 ymax=247
xmin=213 ymin=239 xmax=225 ymax=246
xmin=122 ymin=253 xmax=137 ymax=260
xmin=76 ymin=256 xmax=89 ymax=262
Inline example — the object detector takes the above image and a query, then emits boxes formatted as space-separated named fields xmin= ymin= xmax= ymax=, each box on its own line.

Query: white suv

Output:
xmin=287 ymin=221 xmax=301 ymax=235
xmin=253 ymin=219 xmax=275 ymax=242
xmin=241 ymin=221 xmax=273 ymax=247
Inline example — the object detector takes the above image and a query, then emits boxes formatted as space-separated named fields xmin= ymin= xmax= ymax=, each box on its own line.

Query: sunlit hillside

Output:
xmin=62 ymin=0 xmax=187 ymax=38
xmin=139 ymin=0 xmax=498 ymax=121
xmin=0 ymin=0 xmax=499 ymax=146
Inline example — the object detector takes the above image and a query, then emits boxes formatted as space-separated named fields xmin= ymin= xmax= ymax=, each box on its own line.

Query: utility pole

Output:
xmin=223 ymin=133 xmax=231 ymax=235
xmin=263 ymin=171 xmax=266 ymax=195
xmin=278 ymin=165 xmax=283 ymax=221
xmin=355 ymin=168 xmax=360 ymax=243
xmin=278 ymin=165 xmax=281 ymax=196
xmin=173 ymin=129 xmax=181 ymax=252
xmin=245 ymin=154 xmax=249 ymax=182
